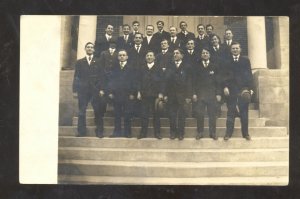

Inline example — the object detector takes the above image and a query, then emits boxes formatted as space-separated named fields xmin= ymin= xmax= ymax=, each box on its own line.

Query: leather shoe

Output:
xmin=109 ymin=134 xmax=117 ymax=138
xmin=97 ymin=134 xmax=104 ymax=138
xmin=244 ymin=135 xmax=251 ymax=141
xmin=210 ymin=134 xmax=218 ymax=140
xmin=170 ymin=135 xmax=176 ymax=140
xmin=224 ymin=135 xmax=230 ymax=141
xmin=137 ymin=134 xmax=146 ymax=139
xmin=124 ymin=134 xmax=132 ymax=138
xmin=178 ymin=135 xmax=184 ymax=140
xmin=155 ymin=134 xmax=162 ymax=140
xmin=196 ymin=133 xmax=203 ymax=140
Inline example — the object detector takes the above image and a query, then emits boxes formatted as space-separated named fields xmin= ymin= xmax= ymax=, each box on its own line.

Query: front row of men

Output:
xmin=73 ymin=41 xmax=253 ymax=141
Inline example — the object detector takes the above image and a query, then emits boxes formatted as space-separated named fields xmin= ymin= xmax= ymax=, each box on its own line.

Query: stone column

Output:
xmin=273 ymin=16 xmax=289 ymax=70
xmin=76 ymin=16 xmax=97 ymax=59
xmin=60 ymin=16 xmax=72 ymax=70
xmin=247 ymin=17 xmax=268 ymax=69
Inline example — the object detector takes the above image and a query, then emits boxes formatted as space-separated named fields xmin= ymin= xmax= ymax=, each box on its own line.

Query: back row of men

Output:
xmin=95 ymin=20 xmax=235 ymax=63
xmin=73 ymin=36 xmax=254 ymax=141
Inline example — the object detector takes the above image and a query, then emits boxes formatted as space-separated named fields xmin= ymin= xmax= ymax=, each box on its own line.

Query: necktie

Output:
xmin=204 ymin=61 xmax=208 ymax=67
xmin=171 ymin=38 xmax=175 ymax=43
xmin=162 ymin=50 xmax=165 ymax=54
xmin=124 ymin=35 xmax=128 ymax=42
xmin=189 ymin=50 xmax=192 ymax=55
xmin=175 ymin=62 xmax=179 ymax=68
xmin=227 ymin=41 xmax=230 ymax=46
xmin=88 ymin=56 xmax=92 ymax=61
xmin=234 ymin=56 xmax=238 ymax=62
xmin=136 ymin=45 xmax=140 ymax=52
xmin=120 ymin=62 xmax=124 ymax=69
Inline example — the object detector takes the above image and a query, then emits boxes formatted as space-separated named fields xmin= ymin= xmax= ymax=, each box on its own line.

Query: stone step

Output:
xmin=58 ymin=136 xmax=289 ymax=149
xmin=72 ymin=117 xmax=266 ymax=127
xmin=87 ymin=109 xmax=260 ymax=118
xmin=58 ymin=160 xmax=288 ymax=178
xmin=58 ymin=175 xmax=288 ymax=185
xmin=59 ymin=126 xmax=287 ymax=138
xmin=59 ymin=147 xmax=288 ymax=162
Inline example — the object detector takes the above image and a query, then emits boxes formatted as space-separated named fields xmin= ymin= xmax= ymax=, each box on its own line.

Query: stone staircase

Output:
xmin=58 ymin=103 xmax=289 ymax=185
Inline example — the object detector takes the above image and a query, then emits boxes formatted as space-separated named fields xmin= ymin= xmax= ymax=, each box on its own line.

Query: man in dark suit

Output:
xmin=142 ymin=25 xmax=160 ymax=54
xmin=107 ymin=50 xmax=137 ymax=138
xmin=209 ymin=34 xmax=227 ymax=64
xmin=177 ymin=21 xmax=195 ymax=49
xmin=117 ymin=24 xmax=133 ymax=51
xmin=128 ymin=32 xmax=147 ymax=70
xmin=95 ymin=24 xmax=116 ymax=57
xmin=192 ymin=48 xmax=222 ymax=140
xmin=223 ymin=42 xmax=254 ymax=141
xmin=72 ymin=42 xmax=106 ymax=138
xmin=137 ymin=51 xmax=164 ymax=139
xmin=206 ymin=24 xmax=215 ymax=41
xmin=129 ymin=21 xmax=141 ymax=38
xmin=184 ymin=39 xmax=199 ymax=68
xmin=164 ymin=48 xmax=192 ymax=140
xmin=169 ymin=26 xmax=183 ymax=52
xmin=153 ymin=20 xmax=171 ymax=43
xmin=222 ymin=28 xmax=236 ymax=59
xmin=195 ymin=24 xmax=210 ymax=52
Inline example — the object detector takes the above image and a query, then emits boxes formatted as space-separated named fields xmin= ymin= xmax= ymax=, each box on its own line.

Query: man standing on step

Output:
xmin=223 ymin=42 xmax=254 ymax=141
xmin=192 ymin=48 xmax=222 ymax=140
xmin=164 ymin=48 xmax=192 ymax=140
xmin=107 ymin=49 xmax=137 ymax=138
xmin=72 ymin=42 xmax=106 ymax=138
xmin=137 ymin=51 xmax=164 ymax=139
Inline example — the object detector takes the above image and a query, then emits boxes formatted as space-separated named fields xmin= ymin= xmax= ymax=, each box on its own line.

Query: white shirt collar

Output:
xmin=120 ymin=61 xmax=127 ymax=67
xmin=162 ymin=49 xmax=168 ymax=53
xmin=175 ymin=60 xmax=182 ymax=67
xmin=147 ymin=62 xmax=154 ymax=69
xmin=105 ymin=33 xmax=112 ymax=40
xmin=233 ymin=54 xmax=240 ymax=59
xmin=203 ymin=59 xmax=209 ymax=66
xmin=86 ymin=54 xmax=93 ymax=60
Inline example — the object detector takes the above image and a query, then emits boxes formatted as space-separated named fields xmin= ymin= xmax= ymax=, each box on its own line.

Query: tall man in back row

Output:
xmin=72 ymin=42 xmax=106 ymax=137
xmin=223 ymin=42 xmax=254 ymax=141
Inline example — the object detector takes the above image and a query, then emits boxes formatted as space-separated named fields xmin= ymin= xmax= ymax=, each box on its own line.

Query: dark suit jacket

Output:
xmin=142 ymin=35 xmax=161 ymax=54
xmin=209 ymin=45 xmax=227 ymax=64
xmin=195 ymin=35 xmax=210 ymax=52
xmin=176 ymin=31 xmax=196 ymax=48
xmin=224 ymin=56 xmax=254 ymax=96
xmin=184 ymin=50 xmax=199 ymax=67
xmin=137 ymin=63 xmax=164 ymax=98
xmin=116 ymin=35 xmax=134 ymax=51
xmin=108 ymin=62 xmax=137 ymax=102
xmin=95 ymin=35 xmax=117 ymax=57
xmin=72 ymin=56 xmax=104 ymax=94
xmin=165 ymin=61 xmax=192 ymax=103
xmin=221 ymin=40 xmax=236 ymax=59
xmin=127 ymin=44 xmax=148 ymax=70
xmin=156 ymin=50 xmax=173 ymax=70
xmin=99 ymin=50 xmax=118 ymax=91
xmin=153 ymin=30 xmax=171 ymax=43
xmin=192 ymin=60 xmax=222 ymax=100
xmin=169 ymin=37 xmax=183 ymax=52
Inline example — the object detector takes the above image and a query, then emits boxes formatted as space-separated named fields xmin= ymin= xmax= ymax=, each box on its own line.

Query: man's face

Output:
xmin=157 ymin=22 xmax=164 ymax=31
xmin=105 ymin=25 xmax=114 ymax=35
xmin=146 ymin=26 xmax=154 ymax=36
xmin=197 ymin=25 xmax=205 ymax=35
xmin=180 ymin=22 xmax=187 ymax=31
xmin=231 ymin=44 xmax=241 ymax=56
xmin=201 ymin=49 xmax=210 ymax=60
xmin=225 ymin=30 xmax=233 ymax=40
xmin=211 ymin=36 xmax=220 ymax=46
xmin=169 ymin=27 xmax=177 ymax=37
xmin=134 ymin=34 xmax=143 ymax=45
xmin=118 ymin=51 xmax=128 ymax=62
xmin=174 ymin=50 xmax=183 ymax=61
xmin=123 ymin=26 xmax=130 ymax=35
xmin=132 ymin=23 xmax=139 ymax=31
xmin=186 ymin=40 xmax=195 ymax=50
xmin=161 ymin=40 xmax=169 ymax=50
xmin=206 ymin=26 xmax=213 ymax=35
xmin=145 ymin=52 xmax=155 ymax=63
xmin=85 ymin=44 xmax=95 ymax=55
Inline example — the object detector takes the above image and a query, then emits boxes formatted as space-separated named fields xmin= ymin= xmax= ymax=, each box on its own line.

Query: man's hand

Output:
xmin=185 ymin=98 xmax=191 ymax=104
xmin=192 ymin=94 xmax=197 ymax=102
xmin=216 ymin=95 xmax=222 ymax=102
xmin=224 ymin=87 xmax=230 ymax=96
xmin=73 ymin=93 xmax=78 ymax=99
xmin=108 ymin=94 xmax=114 ymax=99
xmin=99 ymin=90 xmax=105 ymax=97
xmin=158 ymin=93 xmax=163 ymax=100
xmin=163 ymin=96 xmax=168 ymax=102
xmin=129 ymin=95 xmax=135 ymax=100
xmin=137 ymin=92 xmax=142 ymax=100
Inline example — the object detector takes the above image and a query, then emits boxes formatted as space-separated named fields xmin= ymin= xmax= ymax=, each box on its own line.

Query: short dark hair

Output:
xmin=206 ymin=24 xmax=214 ymax=30
xmin=231 ymin=41 xmax=241 ymax=48
xmin=146 ymin=50 xmax=155 ymax=56
xmin=201 ymin=47 xmax=210 ymax=53
xmin=122 ymin=24 xmax=131 ymax=29
xmin=174 ymin=48 xmax=184 ymax=55
xmin=132 ymin=21 xmax=140 ymax=25
xmin=146 ymin=25 xmax=155 ymax=30
xmin=161 ymin=39 xmax=169 ymax=44
xmin=225 ymin=28 xmax=233 ymax=33
xmin=118 ymin=49 xmax=128 ymax=55
xmin=134 ymin=32 xmax=143 ymax=38
xmin=156 ymin=20 xmax=164 ymax=26
xmin=85 ymin=42 xmax=94 ymax=48
xmin=210 ymin=34 xmax=221 ymax=43
xmin=179 ymin=21 xmax=187 ymax=27
xmin=106 ymin=24 xmax=113 ymax=28
xmin=197 ymin=24 xmax=205 ymax=29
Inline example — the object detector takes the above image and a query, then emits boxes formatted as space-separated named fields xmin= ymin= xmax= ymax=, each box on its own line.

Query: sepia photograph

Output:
xmin=20 ymin=15 xmax=289 ymax=185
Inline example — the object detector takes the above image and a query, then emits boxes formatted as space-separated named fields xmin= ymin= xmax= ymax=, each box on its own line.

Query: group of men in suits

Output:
xmin=73 ymin=20 xmax=254 ymax=141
